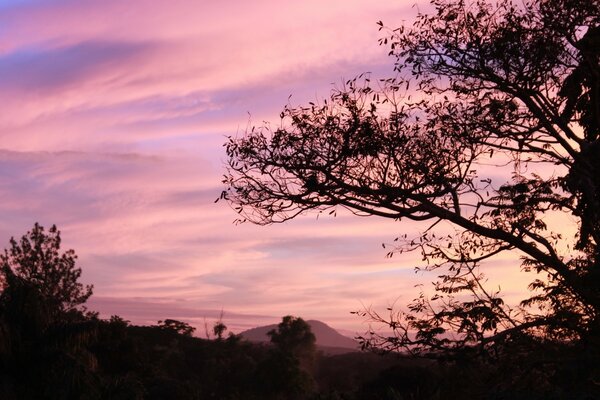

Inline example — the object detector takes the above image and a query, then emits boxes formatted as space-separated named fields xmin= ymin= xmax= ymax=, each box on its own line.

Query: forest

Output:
xmin=1 ymin=224 xmax=595 ymax=399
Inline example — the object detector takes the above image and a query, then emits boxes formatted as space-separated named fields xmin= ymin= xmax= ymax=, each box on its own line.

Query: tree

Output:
xmin=213 ymin=321 xmax=227 ymax=340
xmin=223 ymin=0 xmax=600 ymax=358
xmin=262 ymin=316 xmax=317 ymax=398
xmin=156 ymin=319 xmax=196 ymax=337
xmin=268 ymin=316 xmax=316 ymax=358
xmin=0 ymin=223 xmax=93 ymax=318
xmin=0 ymin=224 xmax=98 ymax=399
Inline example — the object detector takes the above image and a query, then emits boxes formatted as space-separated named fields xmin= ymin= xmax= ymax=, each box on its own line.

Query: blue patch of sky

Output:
xmin=0 ymin=40 xmax=152 ymax=91
xmin=0 ymin=0 xmax=34 ymax=8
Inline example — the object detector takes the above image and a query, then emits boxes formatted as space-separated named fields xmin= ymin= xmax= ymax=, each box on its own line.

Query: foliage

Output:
xmin=222 ymin=0 xmax=600 ymax=364
xmin=0 ymin=220 xmax=594 ymax=398
xmin=0 ymin=226 xmax=319 ymax=399
xmin=213 ymin=310 xmax=228 ymax=340
xmin=268 ymin=315 xmax=317 ymax=357
xmin=0 ymin=224 xmax=98 ymax=399
xmin=213 ymin=320 xmax=227 ymax=339
xmin=0 ymin=223 xmax=93 ymax=318
xmin=155 ymin=318 xmax=196 ymax=336
xmin=266 ymin=316 xmax=318 ymax=398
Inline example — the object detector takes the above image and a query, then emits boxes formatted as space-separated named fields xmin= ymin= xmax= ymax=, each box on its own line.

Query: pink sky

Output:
xmin=0 ymin=0 xmax=534 ymax=336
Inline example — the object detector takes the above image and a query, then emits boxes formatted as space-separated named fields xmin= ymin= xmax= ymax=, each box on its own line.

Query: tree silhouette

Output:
xmin=213 ymin=321 xmax=227 ymax=340
xmin=259 ymin=316 xmax=317 ymax=398
xmin=0 ymin=223 xmax=92 ymax=318
xmin=268 ymin=315 xmax=316 ymax=359
xmin=156 ymin=319 xmax=196 ymax=337
xmin=0 ymin=224 xmax=98 ymax=399
xmin=223 ymin=0 xmax=600 ymax=356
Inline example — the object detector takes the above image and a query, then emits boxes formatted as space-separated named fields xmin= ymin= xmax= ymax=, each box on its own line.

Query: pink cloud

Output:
xmin=0 ymin=0 xmax=547 ymax=336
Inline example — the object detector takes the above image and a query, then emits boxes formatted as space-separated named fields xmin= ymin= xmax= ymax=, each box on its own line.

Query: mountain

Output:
xmin=239 ymin=320 xmax=359 ymax=352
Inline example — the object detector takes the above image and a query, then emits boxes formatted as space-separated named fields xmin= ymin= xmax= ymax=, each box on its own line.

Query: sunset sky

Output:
xmin=0 ymin=0 xmax=532 ymax=336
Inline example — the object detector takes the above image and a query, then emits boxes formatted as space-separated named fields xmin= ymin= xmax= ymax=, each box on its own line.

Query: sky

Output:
xmin=0 ymin=0 xmax=534 ymax=336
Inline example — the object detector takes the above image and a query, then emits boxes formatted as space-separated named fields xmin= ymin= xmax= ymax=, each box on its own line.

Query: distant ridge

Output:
xmin=240 ymin=320 xmax=359 ymax=352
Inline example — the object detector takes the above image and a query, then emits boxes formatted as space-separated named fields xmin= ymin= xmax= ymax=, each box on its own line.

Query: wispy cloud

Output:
xmin=0 ymin=0 xmax=529 ymax=335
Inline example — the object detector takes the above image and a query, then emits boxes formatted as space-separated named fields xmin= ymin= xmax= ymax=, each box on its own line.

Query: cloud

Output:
xmin=0 ymin=40 xmax=155 ymax=93
xmin=0 ymin=0 xmax=403 ymax=128
xmin=87 ymin=295 xmax=277 ymax=332
xmin=0 ymin=0 xmax=535 ymax=336
xmin=0 ymin=147 xmax=529 ymax=334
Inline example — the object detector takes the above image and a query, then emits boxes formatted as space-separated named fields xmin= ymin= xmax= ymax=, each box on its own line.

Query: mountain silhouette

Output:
xmin=240 ymin=320 xmax=359 ymax=352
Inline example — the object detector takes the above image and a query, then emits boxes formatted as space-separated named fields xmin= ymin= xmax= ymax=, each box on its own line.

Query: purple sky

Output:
xmin=0 ymin=0 xmax=531 ymax=336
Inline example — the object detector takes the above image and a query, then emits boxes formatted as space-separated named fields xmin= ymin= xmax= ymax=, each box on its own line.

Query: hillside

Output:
xmin=240 ymin=320 xmax=359 ymax=352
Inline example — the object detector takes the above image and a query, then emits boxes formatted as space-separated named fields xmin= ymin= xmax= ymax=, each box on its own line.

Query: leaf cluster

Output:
xmin=223 ymin=0 xmax=600 ymax=357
